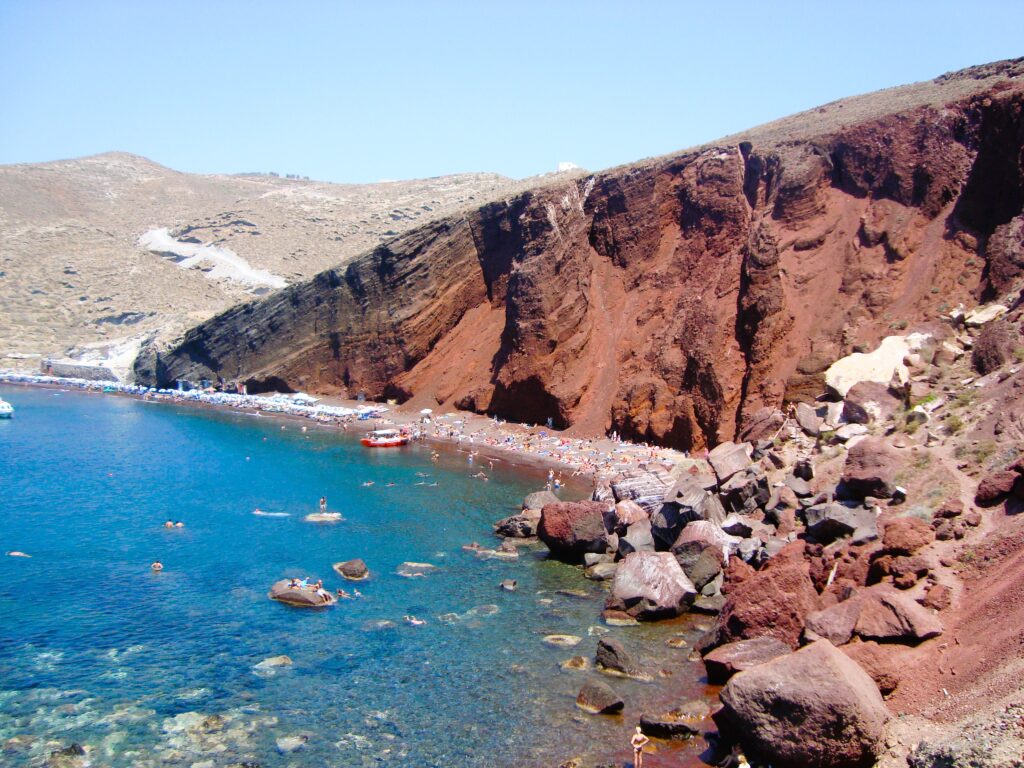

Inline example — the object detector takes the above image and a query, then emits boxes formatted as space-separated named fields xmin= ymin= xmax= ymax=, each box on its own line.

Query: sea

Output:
xmin=0 ymin=387 xmax=711 ymax=767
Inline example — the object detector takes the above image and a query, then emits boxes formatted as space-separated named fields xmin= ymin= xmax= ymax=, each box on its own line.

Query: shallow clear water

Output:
xmin=0 ymin=388 xmax=710 ymax=767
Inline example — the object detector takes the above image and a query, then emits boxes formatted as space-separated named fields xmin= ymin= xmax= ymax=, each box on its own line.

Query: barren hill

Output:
xmin=142 ymin=58 xmax=1024 ymax=450
xmin=0 ymin=151 xmax=525 ymax=374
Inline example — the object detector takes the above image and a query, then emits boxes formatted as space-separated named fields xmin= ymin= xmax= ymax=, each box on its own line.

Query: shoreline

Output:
xmin=0 ymin=372 xmax=691 ymax=487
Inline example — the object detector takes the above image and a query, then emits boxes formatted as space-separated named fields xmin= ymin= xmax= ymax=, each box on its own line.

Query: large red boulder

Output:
xmin=714 ymin=542 xmax=821 ymax=649
xmin=840 ymin=438 xmax=902 ymax=499
xmin=854 ymin=586 xmax=942 ymax=643
xmin=537 ymin=501 xmax=610 ymax=561
xmin=975 ymin=465 xmax=1024 ymax=506
xmin=717 ymin=639 xmax=889 ymax=768
xmin=881 ymin=516 xmax=935 ymax=555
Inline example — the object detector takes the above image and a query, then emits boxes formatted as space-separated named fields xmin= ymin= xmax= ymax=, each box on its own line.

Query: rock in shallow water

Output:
xmin=575 ymin=679 xmax=624 ymax=714
xmin=333 ymin=558 xmax=369 ymax=580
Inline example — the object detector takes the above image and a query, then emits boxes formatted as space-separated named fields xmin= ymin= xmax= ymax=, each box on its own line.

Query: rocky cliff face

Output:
xmin=138 ymin=59 xmax=1024 ymax=451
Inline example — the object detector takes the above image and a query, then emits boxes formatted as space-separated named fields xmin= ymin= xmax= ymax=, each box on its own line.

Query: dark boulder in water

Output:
xmin=333 ymin=558 xmax=369 ymax=580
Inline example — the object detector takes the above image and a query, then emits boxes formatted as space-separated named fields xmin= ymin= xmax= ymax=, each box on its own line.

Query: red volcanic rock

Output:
xmin=840 ymin=641 xmax=901 ymax=695
xmin=841 ymin=438 xmax=902 ymax=499
xmin=704 ymin=636 xmax=792 ymax=684
xmin=804 ymin=597 xmax=863 ymax=646
xmin=881 ymin=516 xmax=935 ymax=555
xmin=717 ymin=639 xmax=889 ymax=768
xmin=843 ymin=381 xmax=902 ymax=425
xmin=715 ymin=542 xmax=821 ymax=649
xmin=920 ymin=583 xmax=953 ymax=611
xmin=975 ymin=469 xmax=1024 ymax=506
xmin=537 ymin=501 xmax=610 ymax=561
xmin=854 ymin=587 xmax=942 ymax=643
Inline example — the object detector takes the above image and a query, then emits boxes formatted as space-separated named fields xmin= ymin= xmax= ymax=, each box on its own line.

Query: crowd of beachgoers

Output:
xmin=0 ymin=371 xmax=687 ymax=480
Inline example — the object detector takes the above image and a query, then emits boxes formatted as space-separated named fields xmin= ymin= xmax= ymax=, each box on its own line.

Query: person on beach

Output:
xmin=630 ymin=726 xmax=649 ymax=767
xmin=319 ymin=496 xmax=327 ymax=513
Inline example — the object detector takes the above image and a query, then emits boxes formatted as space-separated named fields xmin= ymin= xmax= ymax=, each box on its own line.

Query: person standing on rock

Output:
xmin=630 ymin=726 xmax=649 ymax=767
xmin=319 ymin=496 xmax=327 ymax=513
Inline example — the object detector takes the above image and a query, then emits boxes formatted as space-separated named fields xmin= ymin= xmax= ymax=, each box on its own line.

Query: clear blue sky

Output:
xmin=0 ymin=1 xmax=1021 ymax=183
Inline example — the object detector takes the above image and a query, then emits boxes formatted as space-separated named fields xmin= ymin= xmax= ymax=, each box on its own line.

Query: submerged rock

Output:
xmin=543 ymin=634 xmax=582 ymax=647
xmin=639 ymin=700 xmax=709 ymax=740
xmin=594 ymin=638 xmax=648 ymax=680
xmin=253 ymin=655 xmax=293 ymax=671
xmin=396 ymin=562 xmax=438 ymax=578
xmin=575 ymin=679 xmax=624 ymax=714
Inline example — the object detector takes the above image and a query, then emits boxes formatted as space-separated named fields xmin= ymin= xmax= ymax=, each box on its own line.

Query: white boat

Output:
xmin=0 ymin=398 xmax=12 ymax=419
xmin=360 ymin=428 xmax=408 ymax=448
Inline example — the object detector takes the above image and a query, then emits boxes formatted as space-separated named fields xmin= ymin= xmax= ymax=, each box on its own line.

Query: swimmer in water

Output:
xmin=404 ymin=615 xmax=425 ymax=626
xmin=630 ymin=726 xmax=650 ymax=768
xmin=151 ymin=560 xmax=163 ymax=572
xmin=386 ymin=482 xmax=396 ymax=487
xmin=362 ymin=481 xmax=375 ymax=487
xmin=164 ymin=521 xmax=174 ymax=529
xmin=174 ymin=521 xmax=184 ymax=528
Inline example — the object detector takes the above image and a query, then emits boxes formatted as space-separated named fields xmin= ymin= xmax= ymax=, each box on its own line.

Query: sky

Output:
xmin=0 ymin=1 xmax=1021 ymax=183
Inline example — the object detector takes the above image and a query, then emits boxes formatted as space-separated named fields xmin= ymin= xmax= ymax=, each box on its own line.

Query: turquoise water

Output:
xmin=0 ymin=387 xmax=709 ymax=767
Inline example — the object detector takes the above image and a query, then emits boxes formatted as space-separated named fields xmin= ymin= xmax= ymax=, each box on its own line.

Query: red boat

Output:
xmin=360 ymin=428 xmax=409 ymax=448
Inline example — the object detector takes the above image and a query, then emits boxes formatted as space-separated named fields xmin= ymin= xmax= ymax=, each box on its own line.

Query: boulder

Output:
xmin=276 ymin=734 xmax=308 ymax=754
xmin=708 ymin=441 xmax=754 ymax=483
xmin=784 ymin=473 xmax=812 ymax=497
xmin=963 ymin=303 xmax=1008 ymax=327
xmin=653 ymin=483 xmax=726 ymax=546
xmin=713 ymin=542 xmax=820 ymax=649
xmin=617 ymin=517 xmax=656 ymax=557
xmin=584 ymin=561 xmax=619 ymax=581
xmin=538 ymin=501 xmax=611 ymax=561
xmin=834 ymin=423 xmax=869 ymax=442
xmin=719 ymin=472 xmax=768 ymax=513
xmin=804 ymin=598 xmax=863 ymax=646
xmin=639 ymin=701 xmax=709 ymax=740
xmin=881 ymin=517 xmax=935 ymax=556
xmin=610 ymin=469 xmax=674 ymax=516
xmin=796 ymin=402 xmax=823 ymax=436
xmin=920 ymin=583 xmax=952 ymax=611
xmin=494 ymin=508 xmax=542 ymax=538
xmin=499 ymin=579 xmax=518 ymax=592
xmin=523 ymin=490 xmax=560 ymax=510
xmin=575 ymin=679 xmax=624 ymax=714
xmin=975 ymin=467 xmax=1024 ymax=506
xmin=604 ymin=499 xmax=648 ymax=535
xmin=804 ymin=503 xmax=876 ymax=544
xmin=610 ymin=551 xmax=697 ymax=620
xmin=268 ymin=579 xmax=336 ymax=607
xmin=717 ymin=639 xmax=889 ymax=768
xmin=332 ymin=558 xmax=369 ymax=580
xmin=739 ymin=406 xmax=786 ymax=443
xmin=684 ymin=547 xmax=723 ymax=592
xmin=595 ymin=638 xmax=648 ymax=680
xmin=840 ymin=438 xmax=902 ymax=499
xmin=703 ymin=636 xmax=792 ymax=684
xmin=843 ymin=381 xmax=901 ymax=425
xmin=671 ymin=521 xmax=741 ymax=569
xmin=840 ymin=641 xmax=901 ymax=695
xmin=854 ymin=587 xmax=943 ymax=643
xmin=824 ymin=335 xmax=921 ymax=397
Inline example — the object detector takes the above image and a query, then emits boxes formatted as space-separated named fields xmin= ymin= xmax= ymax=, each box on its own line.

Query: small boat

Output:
xmin=360 ymin=428 xmax=408 ymax=448
xmin=0 ymin=398 xmax=12 ymax=419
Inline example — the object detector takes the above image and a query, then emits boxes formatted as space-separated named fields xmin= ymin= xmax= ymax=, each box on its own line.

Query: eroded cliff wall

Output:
xmin=137 ymin=60 xmax=1024 ymax=450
